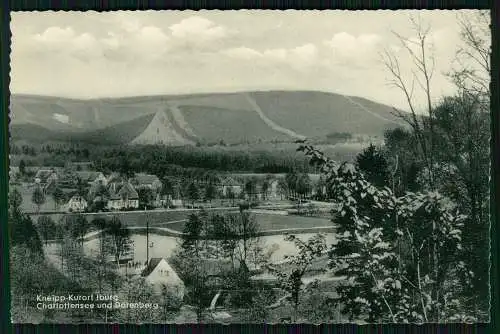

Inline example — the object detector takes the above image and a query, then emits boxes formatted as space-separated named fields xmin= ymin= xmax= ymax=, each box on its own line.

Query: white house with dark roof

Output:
xmin=141 ymin=258 xmax=185 ymax=299
xmin=130 ymin=173 xmax=162 ymax=192
xmin=76 ymin=171 xmax=108 ymax=187
xmin=64 ymin=195 xmax=88 ymax=213
xmin=107 ymin=182 xmax=139 ymax=210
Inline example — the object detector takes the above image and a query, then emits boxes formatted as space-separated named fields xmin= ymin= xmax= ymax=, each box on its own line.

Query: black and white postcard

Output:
xmin=7 ymin=10 xmax=491 ymax=324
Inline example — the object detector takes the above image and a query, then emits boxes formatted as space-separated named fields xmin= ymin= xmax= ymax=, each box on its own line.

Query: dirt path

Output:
xmin=342 ymin=95 xmax=406 ymax=126
xmin=167 ymin=103 xmax=200 ymax=142
xmin=243 ymin=93 xmax=306 ymax=140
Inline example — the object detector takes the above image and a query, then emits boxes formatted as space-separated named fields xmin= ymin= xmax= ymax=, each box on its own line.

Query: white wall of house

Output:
xmin=221 ymin=185 xmax=242 ymax=197
xmin=144 ymin=259 xmax=185 ymax=299
xmin=66 ymin=196 xmax=88 ymax=212
xmin=93 ymin=173 xmax=108 ymax=186
xmin=107 ymin=199 xmax=139 ymax=210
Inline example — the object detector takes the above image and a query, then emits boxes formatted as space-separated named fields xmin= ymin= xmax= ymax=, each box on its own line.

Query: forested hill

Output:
xmin=10 ymin=90 xmax=406 ymax=145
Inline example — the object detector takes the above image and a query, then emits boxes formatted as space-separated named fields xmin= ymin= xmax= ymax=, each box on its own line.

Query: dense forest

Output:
xmin=10 ymin=142 xmax=315 ymax=175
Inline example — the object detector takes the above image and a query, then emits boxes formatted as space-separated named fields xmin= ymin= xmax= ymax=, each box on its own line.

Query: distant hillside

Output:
xmin=10 ymin=90 xmax=407 ymax=146
xmin=70 ymin=113 xmax=155 ymax=145
xmin=250 ymin=91 xmax=404 ymax=137
xmin=9 ymin=123 xmax=59 ymax=142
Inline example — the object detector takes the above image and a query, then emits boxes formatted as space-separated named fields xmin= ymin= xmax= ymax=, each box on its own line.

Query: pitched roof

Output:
xmin=220 ymin=177 xmax=241 ymax=186
xmin=68 ymin=195 xmax=87 ymax=204
xmin=109 ymin=182 xmax=139 ymax=200
xmin=107 ymin=172 xmax=122 ymax=182
xmin=140 ymin=258 xmax=164 ymax=277
xmin=132 ymin=173 xmax=161 ymax=186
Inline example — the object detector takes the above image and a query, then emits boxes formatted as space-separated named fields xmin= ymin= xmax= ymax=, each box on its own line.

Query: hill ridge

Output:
xmin=10 ymin=90 xmax=406 ymax=146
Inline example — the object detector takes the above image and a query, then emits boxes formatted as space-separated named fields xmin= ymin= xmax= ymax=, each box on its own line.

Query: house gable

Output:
xmin=141 ymin=258 xmax=185 ymax=289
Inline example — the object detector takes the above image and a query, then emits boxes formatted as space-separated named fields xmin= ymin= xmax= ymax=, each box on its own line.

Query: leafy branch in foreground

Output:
xmin=298 ymin=143 xmax=474 ymax=323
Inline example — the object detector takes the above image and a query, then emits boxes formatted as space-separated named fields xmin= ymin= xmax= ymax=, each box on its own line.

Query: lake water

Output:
xmin=84 ymin=232 xmax=336 ymax=264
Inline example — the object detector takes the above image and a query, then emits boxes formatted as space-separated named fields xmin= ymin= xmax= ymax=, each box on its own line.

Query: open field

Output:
xmin=164 ymin=212 xmax=332 ymax=233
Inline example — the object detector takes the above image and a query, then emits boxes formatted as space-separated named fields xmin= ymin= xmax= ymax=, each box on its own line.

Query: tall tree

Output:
xmin=31 ymin=186 xmax=46 ymax=214
xmin=355 ymin=143 xmax=391 ymax=188
xmin=261 ymin=176 xmax=272 ymax=201
xmin=37 ymin=216 xmax=56 ymax=246
xmin=9 ymin=187 xmax=23 ymax=214
xmin=137 ymin=187 xmax=154 ymax=209
xmin=106 ymin=216 xmax=132 ymax=266
xmin=91 ymin=217 xmax=112 ymax=294
xmin=449 ymin=10 xmax=490 ymax=109
xmin=296 ymin=173 xmax=312 ymax=200
xmin=381 ymin=15 xmax=438 ymax=190
xmin=204 ymin=183 xmax=217 ymax=205
xmin=431 ymin=93 xmax=490 ymax=315
xmin=226 ymin=186 xmax=236 ymax=206
xmin=273 ymin=234 xmax=327 ymax=322
xmin=52 ymin=186 xmax=65 ymax=211
xmin=244 ymin=177 xmax=258 ymax=201
xmin=19 ymin=160 xmax=26 ymax=175
xmin=186 ymin=182 xmax=200 ymax=207
xmin=277 ymin=179 xmax=289 ymax=200
xmin=181 ymin=213 xmax=203 ymax=254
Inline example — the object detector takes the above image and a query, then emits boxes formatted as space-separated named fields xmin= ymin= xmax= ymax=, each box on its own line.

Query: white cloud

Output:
xmin=224 ymin=43 xmax=317 ymax=64
xmin=31 ymin=23 xmax=171 ymax=62
xmin=292 ymin=43 xmax=317 ymax=60
xmin=263 ymin=48 xmax=288 ymax=61
xmin=222 ymin=47 xmax=262 ymax=60
xmin=169 ymin=16 xmax=229 ymax=41
xmin=33 ymin=26 xmax=75 ymax=43
xmin=324 ymin=32 xmax=382 ymax=65
xmin=32 ymin=26 xmax=103 ymax=60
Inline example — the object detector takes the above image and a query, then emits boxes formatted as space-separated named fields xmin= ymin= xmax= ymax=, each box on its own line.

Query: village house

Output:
xmin=34 ymin=168 xmax=59 ymax=186
xmin=34 ymin=168 xmax=63 ymax=194
xmin=153 ymin=193 xmax=184 ymax=208
xmin=107 ymin=173 xmax=125 ymax=190
xmin=64 ymin=194 xmax=88 ymax=213
xmin=130 ymin=173 xmax=163 ymax=192
xmin=141 ymin=258 xmax=185 ymax=299
xmin=218 ymin=176 xmax=243 ymax=197
xmin=76 ymin=171 xmax=108 ymax=187
xmin=107 ymin=182 xmax=139 ymax=210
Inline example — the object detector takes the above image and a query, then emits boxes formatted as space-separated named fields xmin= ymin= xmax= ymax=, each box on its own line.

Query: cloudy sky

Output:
xmin=10 ymin=10 xmax=483 ymax=110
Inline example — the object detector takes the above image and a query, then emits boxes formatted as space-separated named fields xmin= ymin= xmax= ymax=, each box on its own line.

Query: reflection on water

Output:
xmin=84 ymin=233 xmax=336 ymax=264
